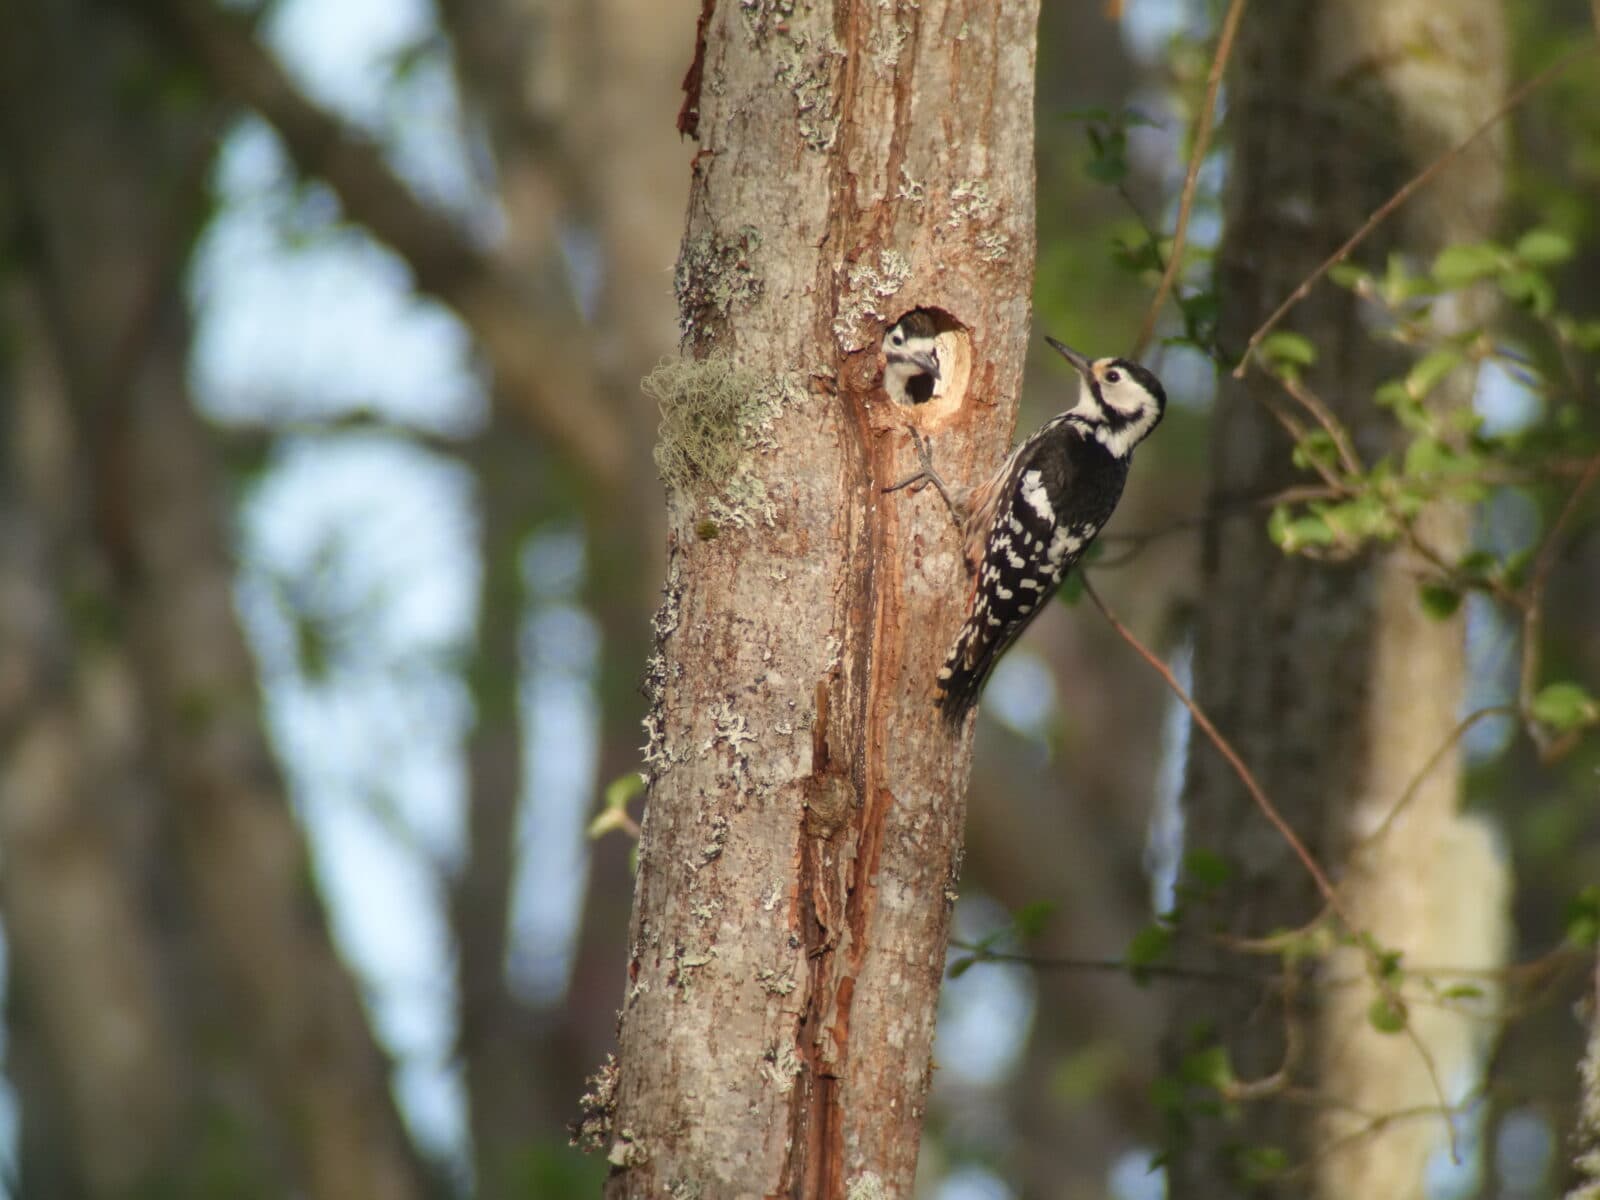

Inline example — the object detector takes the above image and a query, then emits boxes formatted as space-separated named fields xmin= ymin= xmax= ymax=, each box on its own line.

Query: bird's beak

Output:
xmin=910 ymin=350 xmax=940 ymax=379
xmin=1045 ymin=335 xmax=1092 ymax=378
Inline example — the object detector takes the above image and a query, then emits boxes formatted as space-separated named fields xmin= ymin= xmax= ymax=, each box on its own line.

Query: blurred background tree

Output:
xmin=0 ymin=0 xmax=1594 ymax=1198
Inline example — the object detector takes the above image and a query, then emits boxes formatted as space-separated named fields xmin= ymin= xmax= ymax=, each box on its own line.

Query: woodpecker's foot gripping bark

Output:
xmin=882 ymin=429 xmax=965 ymax=529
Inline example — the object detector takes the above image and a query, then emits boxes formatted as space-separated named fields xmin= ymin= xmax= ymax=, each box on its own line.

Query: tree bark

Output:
xmin=1569 ymin=958 xmax=1600 ymax=1198
xmin=600 ymin=3 xmax=1040 ymax=1195
xmin=1169 ymin=2 xmax=1508 ymax=1197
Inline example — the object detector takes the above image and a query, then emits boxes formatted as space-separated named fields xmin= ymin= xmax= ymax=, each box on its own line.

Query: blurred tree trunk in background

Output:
xmin=432 ymin=0 xmax=690 ymax=1188
xmin=0 ymin=4 xmax=428 ymax=1199
xmin=598 ymin=1 xmax=1039 ymax=1193
xmin=158 ymin=0 xmax=690 ymax=1190
xmin=1169 ymin=1 xmax=1509 ymax=1196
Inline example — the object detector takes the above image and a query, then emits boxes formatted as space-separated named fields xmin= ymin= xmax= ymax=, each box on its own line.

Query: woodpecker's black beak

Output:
xmin=1045 ymin=335 xmax=1092 ymax=378
xmin=909 ymin=349 xmax=940 ymax=379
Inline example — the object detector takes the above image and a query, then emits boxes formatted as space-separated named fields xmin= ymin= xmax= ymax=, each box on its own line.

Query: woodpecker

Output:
xmin=886 ymin=335 xmax=1167 ymax=724
xmin=882 ymin=311 xmax=942 ymax=405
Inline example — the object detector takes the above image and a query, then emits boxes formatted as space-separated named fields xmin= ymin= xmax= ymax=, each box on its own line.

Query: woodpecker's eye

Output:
xmin=890 ymin=330 xmax=905 ymax=345
xmin=1106 ymin=369 xmax=1122 ymax=383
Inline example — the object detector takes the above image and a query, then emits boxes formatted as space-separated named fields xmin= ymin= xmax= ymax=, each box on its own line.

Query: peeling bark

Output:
xmin=604 ymin=3 xmax=1040 ymax=1195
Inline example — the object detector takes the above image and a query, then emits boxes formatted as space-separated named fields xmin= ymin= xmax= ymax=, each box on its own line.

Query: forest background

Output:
xmin=1 ymin=0 xmax=1598 ymax=1198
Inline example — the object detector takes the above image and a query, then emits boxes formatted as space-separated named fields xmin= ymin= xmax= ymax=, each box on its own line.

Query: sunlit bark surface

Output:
xmin=604 ymin=3 xmax=1041 ymax=1195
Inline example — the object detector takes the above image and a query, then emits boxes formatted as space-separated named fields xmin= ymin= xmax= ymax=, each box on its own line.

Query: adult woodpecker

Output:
xmin=885 ymin=333 xmax=1166 ymax=724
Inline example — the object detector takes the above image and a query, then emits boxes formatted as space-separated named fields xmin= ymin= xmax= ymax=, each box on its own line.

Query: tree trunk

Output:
xmin=1570 ymin=958 xmax=1600 ymax=1198
xmin=1169 ymin=2 xmax=1508 ymax=1197
xmin=0 ymin=6 xmax=430 ymax=1197
xmin=599 ymin=2 xmax=1040 ymax=1195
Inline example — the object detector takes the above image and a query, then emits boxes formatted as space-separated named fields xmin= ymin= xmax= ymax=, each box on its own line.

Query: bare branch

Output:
xmin=1234 ymin=44 xmax=1597 ymax=377
xmin=153 ymin=0 xmax=629 ymax=485
xmin=1519 ymin=450 xmax=1600 ymax=756
xmin=1129 ymin=0 xmax=1246 ymax=359
xmin=1082 ymin=577 xmax=1348 ymax=921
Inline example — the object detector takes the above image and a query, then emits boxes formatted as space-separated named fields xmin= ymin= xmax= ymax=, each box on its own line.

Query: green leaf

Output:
xmin=1367 ymin=993 xmax=1408 ymax=1034
xmin=1432 ymin=242 xmax=1504 ymax=287
xmin=948 ymin=955 xmax=977 ymax=979
xmin=1237 ymin=1146 xmax=1289 ymax=1184
xmin=1514 ymin=228 xmax=1574 ymax=266
xmin=1180 ymin=1046 xmax=1234 ymax=1091
xmin=1011 ymin=900 xmax=1057 ymax=940
xmin=1258 ymin=331 xmax=1317 ymax=369
xmin=1530 ymin=682 xmax=1600 ymax=733
xmin=605 ymin=771 xmax=646 ymax=810
xmin=1183 ymin=849 xmax=1233 ymax=890
xmin=1500 ymin=269 xmax=1556 ymax=317
xmin=1406 ymin=347 xmax=1464 ymax=399
xmin=1179 ymin=289 xmax=1220 ymax=328
xmin=1126 ymin=924 xmax=1174 ymax=984
xmin=1441 ymin=983 xmax=1485 ymax=1000
xmin=1276 ymin=513 xmax=1336 ymax=553
xmin=1328 ymin=262 xmax=1370 ymax=289
xmin=1056 ymin=571 xmax=1086 ymax=607
xmin=1291 ymin=430 xmax=1339 ymax=472
xmin=1404 ymin=437 xmax=1451 ymax=478
xmin=1085 ymin=151 xmax=1129 ymax=186
xmin=589 ymin=772 xmax=646 ymax=839
xmin=1417 ymin=582 xmax=1462 ymax=620
xmin=1374 ymin=380 xmax=1411 ymax=409
xmin=1565 ymin=887 xmax=1600 ymax=948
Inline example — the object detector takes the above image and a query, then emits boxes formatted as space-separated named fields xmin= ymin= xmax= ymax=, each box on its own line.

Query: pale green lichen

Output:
xmin=846 ymin=1172 xmax=889 ymax=1200
xmin=569 ymin=1054 xmax=620 ymax=1153
xmin=833 ymin=249 xmax=912 ymax=351
xmin=736 ymin=3 xmax=840 ymax=150
xmin=977 ymin=230 xmax=1012 ymax=262
xmin=869 ymin=20 xmax=909 ymax=72
xmin=676 ymin=227 xmax=764 ymax=342
xmin=942 ymin=179 xmax=998 ymax=231
xmin=779 ymin=34 xmax=840 ymax=151
xmin=738 ymin=0 xmax=797 ymax=43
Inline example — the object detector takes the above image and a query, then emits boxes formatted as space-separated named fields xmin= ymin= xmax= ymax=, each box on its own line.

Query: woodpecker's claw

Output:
xmin=883 ymin=429 xmax=963 ymax=527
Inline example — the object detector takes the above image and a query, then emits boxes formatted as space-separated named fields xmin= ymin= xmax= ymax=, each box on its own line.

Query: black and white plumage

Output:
xmin=882 ymin=311 xmax=942 ymax=405
xmin=914 ymin=336 xmax=1166 ymax=724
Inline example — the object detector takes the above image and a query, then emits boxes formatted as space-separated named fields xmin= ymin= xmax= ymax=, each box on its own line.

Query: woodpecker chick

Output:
xmin=882 ymin=311 xmax=941 ymax=405
xmin=892 ymin=335 xmax=1167 ymax=724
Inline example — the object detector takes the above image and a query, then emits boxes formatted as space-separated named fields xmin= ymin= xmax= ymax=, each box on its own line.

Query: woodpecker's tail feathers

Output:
xmin=934 ymin=620 xmax=1011 ymax=727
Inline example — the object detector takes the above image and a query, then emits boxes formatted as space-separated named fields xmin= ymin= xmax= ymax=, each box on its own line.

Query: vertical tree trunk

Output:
xmin=600 ymin=2 xmax=1040 ymax=1194
xmin=1170 ymin=2 xmax=1508 ymax=1197
xmin=0 ymin=6 xmax=430 ymax=1197
xmin=1570 ymin=959 xmax=1600 ymax=1198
